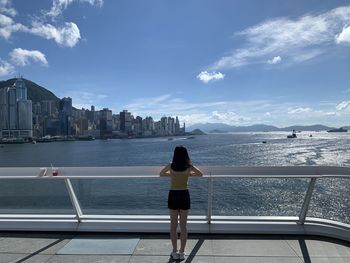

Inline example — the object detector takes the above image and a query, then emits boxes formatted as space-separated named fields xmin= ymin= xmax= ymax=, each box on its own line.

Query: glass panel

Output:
xmin=0 ymin=179 xmax=74 ymax=214
xmin=308 ymin=178 xmax=350 ymax=224
xmin=212 ymin=178 xmax=309 ymax=216
xmin=72 ymin=177 xmax=207 ymax=215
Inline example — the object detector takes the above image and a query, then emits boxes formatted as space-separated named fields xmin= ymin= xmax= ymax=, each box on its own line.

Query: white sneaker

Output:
xmin=178 ymin=252 xmax=185 ymax=260
xmin=171 ymin=252 xmax=179 ymax=260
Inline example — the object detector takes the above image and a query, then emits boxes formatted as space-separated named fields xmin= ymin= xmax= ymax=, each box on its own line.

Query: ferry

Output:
xmin=327 ymin=127 xmax=348 ymax=132
xmin=0 ymin=137 xmax=25 ymax=144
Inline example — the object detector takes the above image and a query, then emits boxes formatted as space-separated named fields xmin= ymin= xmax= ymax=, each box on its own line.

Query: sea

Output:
xmin=0 ymin=132 xmax=349 ymax=224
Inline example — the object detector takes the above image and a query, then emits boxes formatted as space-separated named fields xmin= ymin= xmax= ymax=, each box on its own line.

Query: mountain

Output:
xmin=188 ymin=123 xmax=279 ymax=133
xmin=187 ymin=123 xmax=238 ymax=132
xmin=279 ymin=124 xmax=334 ymax=132
xmin=187 ymin=123 xmax=335 ymax=133
xmin=0 ymin=78 xmax=60 ymax=104
xmin=187 ymin=129 xmax=206 ymax=135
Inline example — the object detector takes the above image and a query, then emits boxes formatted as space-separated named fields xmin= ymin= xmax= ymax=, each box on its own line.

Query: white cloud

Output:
xmin=211 ymin=5 xmax=350 ymax=70
xmin=0 ymin=59 xmax=14 ymax=76
xmin=177 ymin=111 xmax=252 ymax=126
xmin=28 ymin=22 xmax=81 ymax=47
xmin=197 ymin=71 xmax=225 ymax=83
xmin=267 ymin=56 xmax=282 ymax=64
xmin=0 ymin=14 xmax=25 ymax=39
xmin=48 ymin=0 xmax=103 ymax=17
xmin=336 ymin=101 xmax=350 ymax=111
xmin=0 ymin=0 xmax=104 ymax=47
xmin=288 ymin=107 xmax=312 ymax=114
xmin=0 ymin=14 xmax=80 ymax=47
xmin=125 ymin=94 xmax=226 ymax=115
xmin=9 ymin=48 xmax=48 ymax=67
xmin=211 ymin=111 xmax=251 ymax=123
xmin=335 ymin=26 xmax=350 ymax=44
xmin=0 ymin=0 xmax=17 ymax=17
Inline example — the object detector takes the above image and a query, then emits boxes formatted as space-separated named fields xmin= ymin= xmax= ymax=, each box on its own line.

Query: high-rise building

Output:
xmin=59 ymin=97 xmax=72 ymax=136
xmin=15 ymin=78 xmax=27 ymax=100
xmin=0 ymin=78 xmax=33 ymax=139
xmin=100 ymin=108 xmax=112 ymax=137
xmin=120 ymin=110 xmax=132 ymax=134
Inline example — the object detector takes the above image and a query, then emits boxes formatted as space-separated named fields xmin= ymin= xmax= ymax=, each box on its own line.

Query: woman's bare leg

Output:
xmin=170 ymin=209 xmax=179 ymax=252
xmin=179 ymin=209 xmax=188 ymax=253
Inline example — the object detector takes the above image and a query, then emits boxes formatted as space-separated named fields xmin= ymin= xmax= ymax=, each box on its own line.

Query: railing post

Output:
xmin=299 ymin=177 xmax=317 ymax=225
xmin=207 ymin=173 xmax=213 ymax=225
xmin=64 ymin=178 xmax=83 ymax=222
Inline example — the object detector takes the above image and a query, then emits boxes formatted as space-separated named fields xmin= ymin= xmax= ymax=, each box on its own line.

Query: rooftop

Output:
xmin=0 ymin=232 xmax=349 ymax=263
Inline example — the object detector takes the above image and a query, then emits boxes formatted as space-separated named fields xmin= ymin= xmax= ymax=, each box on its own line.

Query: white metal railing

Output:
xmin=0 ymin=166 xmax=349 ymax=242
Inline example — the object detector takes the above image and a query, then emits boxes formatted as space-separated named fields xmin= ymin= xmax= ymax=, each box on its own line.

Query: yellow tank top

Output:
xmin=170 ymin=168 xmax=190 ymax=190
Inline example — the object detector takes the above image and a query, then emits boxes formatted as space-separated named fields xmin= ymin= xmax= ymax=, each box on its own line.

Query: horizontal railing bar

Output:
xmin=80 ymin=215 xmax=207 ymax=220
xmin=1 ymin=166 xmax=350 ymax=179
xmin=211 ymin=216 xmax=299 ymax=221
xmin=305 ymin=217 xmax=350 ymax=230
xmin=0 ymin=174 xmax=349 ymax=179
xmin=0 ymin=214 xmax=76 ymax=219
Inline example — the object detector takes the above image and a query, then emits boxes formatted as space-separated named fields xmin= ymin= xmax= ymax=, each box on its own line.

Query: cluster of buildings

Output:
xmin=0 ymin=78 xmax=186 ymax=140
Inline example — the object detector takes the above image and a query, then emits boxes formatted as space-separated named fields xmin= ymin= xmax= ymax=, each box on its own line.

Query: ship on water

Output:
xmin=327 ymin=127 xmax=348 ymax=132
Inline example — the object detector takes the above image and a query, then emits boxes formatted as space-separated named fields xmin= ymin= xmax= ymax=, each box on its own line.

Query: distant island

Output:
xmin=187 ymin=123 xmax=346 ymax=133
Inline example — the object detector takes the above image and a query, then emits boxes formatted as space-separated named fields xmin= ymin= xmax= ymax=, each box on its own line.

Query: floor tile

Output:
xmin=213 ymin=256 xmax=303 ymax=263
xmin=211 ymin=239 xmax=297 ymax=256
xmin=133 ymin=238 xmax=199 ymax=255
xmin=285 ymin=238 xmax=350 ymax=258
xmin=0 ymin=254 xmax=52 ymax=263
xmin=57 ymin=237 xmax=139 ymax=255
xmin=46 ymin=255 xmax=131 ymax=263
xmin=0 ymin=237 xmax=62 ymax=254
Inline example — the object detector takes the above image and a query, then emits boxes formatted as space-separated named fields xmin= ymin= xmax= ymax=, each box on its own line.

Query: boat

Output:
xmin=167 ymin=138 xmax=174 ymax=141
xmin=77 ymin=135 xmax=95 ymax=141
xmin=287 ymin=129 xmax=297 ymax=138
xmin=37 ymin=136 xmax=54 ymax=143
xmin=0 ymin=138 xmax=25 ymax=144
xmin=327 ymin=128 xmax=348 ymax=133
xmin=187 ymin=136 xmax=195 ymax=139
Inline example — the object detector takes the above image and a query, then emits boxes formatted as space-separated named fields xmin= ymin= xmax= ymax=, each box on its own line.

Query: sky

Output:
xmin=1 ymin=0 xmax=350 ymax=127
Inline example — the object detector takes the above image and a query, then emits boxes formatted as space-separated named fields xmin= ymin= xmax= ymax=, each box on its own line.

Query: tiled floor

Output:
xmin=0 ymin=232 xmax=349 ymax=263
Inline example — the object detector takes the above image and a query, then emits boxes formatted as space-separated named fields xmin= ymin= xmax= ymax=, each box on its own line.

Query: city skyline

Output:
xmin=0 ymin=77 xmax=187 ymax=139
xmin=1 ymin=1 xmax=350 ymax=127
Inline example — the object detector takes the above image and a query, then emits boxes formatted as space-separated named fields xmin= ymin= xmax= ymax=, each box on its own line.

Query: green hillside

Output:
xmin=0 ymin=78 xmax=60 ymax=104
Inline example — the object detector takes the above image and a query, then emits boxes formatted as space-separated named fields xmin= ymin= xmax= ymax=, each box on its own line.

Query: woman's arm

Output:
xmin=190 ymin=165 xmax=203 ymax=176
xmin=159 ymin=163 xmax=171 ymax=176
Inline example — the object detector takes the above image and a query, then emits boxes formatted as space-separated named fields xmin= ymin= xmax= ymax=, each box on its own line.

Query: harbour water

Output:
xmin=0 ymin=132 xmax=349 ymax=224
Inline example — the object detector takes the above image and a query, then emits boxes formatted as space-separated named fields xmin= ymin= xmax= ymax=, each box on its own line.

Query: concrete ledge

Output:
xmin=0 ymin=218 xmax=349 ymax=243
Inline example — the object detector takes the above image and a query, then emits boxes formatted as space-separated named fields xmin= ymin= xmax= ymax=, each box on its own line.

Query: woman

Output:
xmin=160 ymin=145 xmax=203 ymax=260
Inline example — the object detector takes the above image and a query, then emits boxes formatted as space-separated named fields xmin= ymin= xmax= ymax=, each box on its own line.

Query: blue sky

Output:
xmin=1 ymin=0 xmax=350 ymax=127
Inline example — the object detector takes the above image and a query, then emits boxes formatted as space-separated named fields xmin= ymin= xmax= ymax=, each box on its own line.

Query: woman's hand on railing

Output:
xmin=159 ymin=163 xmax=171 ymax=176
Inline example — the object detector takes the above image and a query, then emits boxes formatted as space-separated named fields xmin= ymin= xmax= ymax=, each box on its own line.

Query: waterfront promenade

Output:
xmin=0 ymin=232 xmax=349 ymax=263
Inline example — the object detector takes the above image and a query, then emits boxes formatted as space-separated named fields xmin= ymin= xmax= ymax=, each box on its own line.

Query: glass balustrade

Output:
xmin=308 ymin=178 xmax=350 ymax=224
xmin=212 ymin=178 xmax=310 ymax=217
xmin=0 ymin=179 xmax=74 ymax=214
xmin=0 ymin=166 xmax=349 ymax=236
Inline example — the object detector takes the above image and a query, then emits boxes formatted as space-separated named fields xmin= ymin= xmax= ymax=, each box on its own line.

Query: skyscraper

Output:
xmin=100 ymin=108 xmax=112 ymax=137
xmin=0 ymin=78 xmax=33 ymax=139
xmin=59 ymin=97 xmax=72 ymax=136
xmin=120 ymin=110 xmax=132 ymax=134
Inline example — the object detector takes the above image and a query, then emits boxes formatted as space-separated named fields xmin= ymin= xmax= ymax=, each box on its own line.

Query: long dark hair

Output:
xmin=171 ymin=145 xmax=191 ymax=171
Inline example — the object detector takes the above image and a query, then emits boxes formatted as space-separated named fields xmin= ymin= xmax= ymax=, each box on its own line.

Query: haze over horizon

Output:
xmin=1 ymin=0 xmax=350 ymax=127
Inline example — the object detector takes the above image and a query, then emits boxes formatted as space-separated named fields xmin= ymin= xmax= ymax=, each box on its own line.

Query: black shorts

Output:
xmin=168 ymin=190 xmax=191 ymax=210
